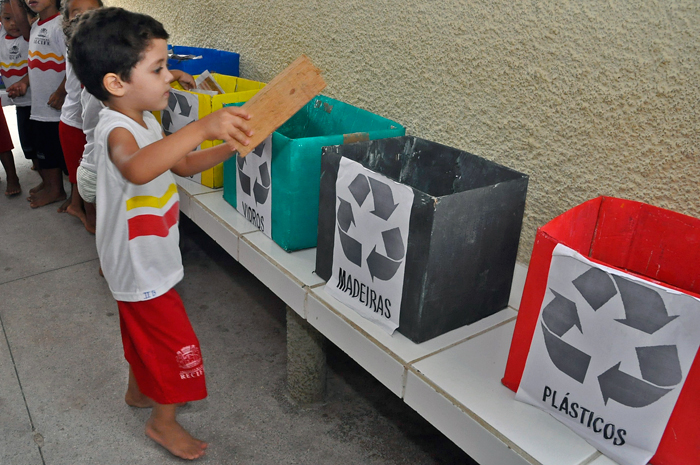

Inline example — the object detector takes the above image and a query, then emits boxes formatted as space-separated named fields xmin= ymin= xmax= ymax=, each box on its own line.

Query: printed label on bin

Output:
xmin=516 ymin=243 xmax=700 ymax=465
xmin=326 ymin=158 xmax=414 ymax=334
xmin=236 ymin=135 xmax=272 ymax=237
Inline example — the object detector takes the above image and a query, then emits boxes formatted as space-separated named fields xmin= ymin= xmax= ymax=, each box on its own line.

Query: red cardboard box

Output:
xmin=502 ymin=196 xmax=700 ymax=465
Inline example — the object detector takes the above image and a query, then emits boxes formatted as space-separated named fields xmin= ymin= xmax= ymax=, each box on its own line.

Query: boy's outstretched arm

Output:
xmin=108 ymin=106 xmax=253 ymax=185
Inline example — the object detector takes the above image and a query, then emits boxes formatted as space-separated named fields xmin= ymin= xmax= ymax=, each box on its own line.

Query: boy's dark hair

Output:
xmin=69 ymin=7 xmax=169 ymax=101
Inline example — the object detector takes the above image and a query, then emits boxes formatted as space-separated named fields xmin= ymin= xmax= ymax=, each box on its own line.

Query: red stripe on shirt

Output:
xmin=28 ymin=59 xmax=65 ymax=73
xmin=128 ymin=202 xmax=180 ymax=240
xmin=1 ymin=67 xmax=27 ymax=78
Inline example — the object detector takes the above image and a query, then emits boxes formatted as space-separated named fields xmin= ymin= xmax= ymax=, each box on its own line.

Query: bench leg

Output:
xmin=286 ymin=306 xmax=327 ymax=404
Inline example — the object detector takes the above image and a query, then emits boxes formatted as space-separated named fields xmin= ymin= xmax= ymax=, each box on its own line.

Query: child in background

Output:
xmin=55 ymin=0 xmax=100 ymax=227
xmin=0 ymin=0 xmax=37 ymax=196
xmin=14 ymin=0 xmax=67 ymax=208
xmin=70 ymin=7 xmax=253 ymax=459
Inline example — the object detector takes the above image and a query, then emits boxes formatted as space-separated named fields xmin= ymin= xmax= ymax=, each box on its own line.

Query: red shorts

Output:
xmin=0 ymin=107 xmax=14 ymax=153
xmin=117 ymin=289 xmax=207 ymax=405
xmin=58 ymin=121 xmax=87 ymax=184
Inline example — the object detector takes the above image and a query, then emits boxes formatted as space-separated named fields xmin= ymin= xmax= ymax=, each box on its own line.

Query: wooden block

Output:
xmin=238 ymin=55 xmax=326 ymax=157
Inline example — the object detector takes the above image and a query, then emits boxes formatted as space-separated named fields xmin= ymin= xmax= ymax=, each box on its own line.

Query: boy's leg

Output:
xmin=145 ymin=403 xmax=207 ymax=460
xmin=125 ymin=365 xmax=155 ymax=408
xmin=58 ymin=122 xmax=87 ymax=218
xmin=84 ymin=201 xmax=96 ymax=234
xmin=29 ymin=122 xmax=67 ymax=208
xmin=0 ymin=150 xmax=21 ymax=196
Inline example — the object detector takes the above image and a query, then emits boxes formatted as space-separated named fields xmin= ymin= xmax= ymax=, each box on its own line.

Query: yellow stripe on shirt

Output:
xmin=28 ymin=50 xmax=64 ymax=62
xmin=126 ymin=184 xmax=178 ymax=211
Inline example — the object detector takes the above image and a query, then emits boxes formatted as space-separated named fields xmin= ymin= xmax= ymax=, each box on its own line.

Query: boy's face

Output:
xmin=121 ymin=38 xmax=174 ymax=112
xmin=0 ymin=3 xmax=20 ymax=37
xmin=67 ymin=0 xmax=98 ymax=20
xmin=25 ymin=0 xmax=54 ymax=14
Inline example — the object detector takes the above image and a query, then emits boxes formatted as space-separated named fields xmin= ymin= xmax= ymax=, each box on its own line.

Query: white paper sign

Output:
xmin=326 ymin=158 xmax=414 ymax=334
xmin=516 ymin=243 xmax=700 ymax=465
xmin=236 ymin=135 xmax=272 ymax=237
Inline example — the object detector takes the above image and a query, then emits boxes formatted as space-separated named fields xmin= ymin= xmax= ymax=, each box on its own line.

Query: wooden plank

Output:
xmin=238 ymin=55 xmax=326 ymax=157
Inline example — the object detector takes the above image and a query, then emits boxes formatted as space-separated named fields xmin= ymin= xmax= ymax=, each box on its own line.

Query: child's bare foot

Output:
xmin=29 ymin=181 xmax=44 ymax=195
xmin=29 ymin=188 xmax=67 ymax=208
xmin=66 ymin=203 xmax=88 ymax=225
xmin=57 ymin=196 xmax=71 ymax=212
xmin=4 ymin=177 xmax=21 ymax=197
xmin=145 ymin=409 xmax=207 ymax=460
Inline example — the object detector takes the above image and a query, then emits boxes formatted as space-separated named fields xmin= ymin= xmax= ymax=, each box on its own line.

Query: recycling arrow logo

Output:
xmin=161 ymin=90 xmax=198 ymax=136
xmin=337 ymin=172 xmax=406 ymax=282
xmin=236 ymin=135 xmax=272 ymax=236
xmin=541 ymin=267 xmax=683 ymax=408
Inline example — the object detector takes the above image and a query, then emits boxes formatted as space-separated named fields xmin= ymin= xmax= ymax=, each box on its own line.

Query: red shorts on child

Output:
xmin=117 ymin=288 xmax=207 ymax=405
xmin=0 ymin=107 xmax=14 ymax=153
xmin=58 ymin=121 xmax=87 ymax=184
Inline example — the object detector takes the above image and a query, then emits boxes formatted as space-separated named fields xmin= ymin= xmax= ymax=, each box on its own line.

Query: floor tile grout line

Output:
xmin=0 ymin=257 xmax=100 ymax=287
xmin=0 ymin=307 xmax=46 ymax=464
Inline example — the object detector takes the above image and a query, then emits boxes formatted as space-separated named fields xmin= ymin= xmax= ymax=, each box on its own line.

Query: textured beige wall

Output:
xmin=108 ymin=0 xmax=699 ymax=262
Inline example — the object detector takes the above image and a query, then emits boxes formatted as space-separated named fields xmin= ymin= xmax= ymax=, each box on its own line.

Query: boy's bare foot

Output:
xmin=4 ymin=177 xmax=21 ymax=196
xmin=66 ymin=203 xmax=88 ymax=225
xmin=29 ymin=181 xmax=44 ymax=195
xmin=57 ymin=196 xmax=71 ymax=212
xmin=29 ymin=189 xmax=67 ymax=208
xmin=145 ymin=407 xmax=207 ymax=460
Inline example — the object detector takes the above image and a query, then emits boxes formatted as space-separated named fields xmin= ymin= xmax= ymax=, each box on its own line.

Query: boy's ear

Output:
xmin=103 ymin=73 xmax=126 ymax=98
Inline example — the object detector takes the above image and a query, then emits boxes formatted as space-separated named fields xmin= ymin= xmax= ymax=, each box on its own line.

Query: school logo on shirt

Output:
xmin=9 ymin=45 xmax=20 ymax=61
xmin=34 ymin=28 xmax=50 ymax=46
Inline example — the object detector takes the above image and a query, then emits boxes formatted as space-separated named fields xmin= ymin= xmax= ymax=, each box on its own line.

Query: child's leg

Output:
xmin=125 ymin=365 xmax=155 ymax=408
xmin=58 ymin=122 xmax=87 ymax=217
xmin=145 ymin=403 xmax=207 ymax=460
xmin=0 ymin=150 xmax=20 ymax=196
xmin=29 ymin=122 xmax=67 ymax=208
xmin=84 ymin=201 xmax=96 ymax=234
xmin=0 ymin=108 xmax=19 ymax=196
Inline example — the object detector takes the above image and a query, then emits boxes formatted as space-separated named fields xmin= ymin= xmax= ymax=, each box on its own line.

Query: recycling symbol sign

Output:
xmin=327 ymin=157 xmax=414 ymax=334
xmin=161 ymin=90 xmax=199 ymax=141
xmin=236 ymin=135 xmax=272 ymax=237
xmin=516 ymin=244 xmax=700 ymax=465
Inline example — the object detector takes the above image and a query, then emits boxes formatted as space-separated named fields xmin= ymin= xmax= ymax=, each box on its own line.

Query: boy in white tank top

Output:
xmin=70 ymin=7 xmax=253 ymax=460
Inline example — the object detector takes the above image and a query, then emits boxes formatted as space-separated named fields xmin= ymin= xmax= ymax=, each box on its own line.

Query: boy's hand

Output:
xmin=7 ymin=81 xmax=27 ymax=98
xmin=176 ymin=71 xmax=195 ymax=90
xmin=48 ymin=89 xmax=67 ymax=110
xmin=200 ymin=106 xmax=253 ymax=153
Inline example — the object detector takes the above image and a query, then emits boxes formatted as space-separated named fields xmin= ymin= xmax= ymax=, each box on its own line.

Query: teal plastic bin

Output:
xmin=223 ymin=95 xmax=405 ymax=251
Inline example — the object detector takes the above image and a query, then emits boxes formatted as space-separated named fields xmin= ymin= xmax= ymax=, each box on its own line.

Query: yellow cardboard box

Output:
xmin=155 ymin=73 xmax=265 ymax=188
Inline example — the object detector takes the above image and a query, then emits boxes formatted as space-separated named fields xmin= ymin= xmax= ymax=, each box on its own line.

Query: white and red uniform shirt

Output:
xmin=79 ymin=88 xmax=103 ymax=173
xmin=94 ymin=108 xmax=183 ymax=302
xmin=28 ymin=13 xmax=65 ymax=122
xmin=59 ymin=58 xmax=82 ymax=129
xmin=0 ymin=29 xmax=31 ymax=107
